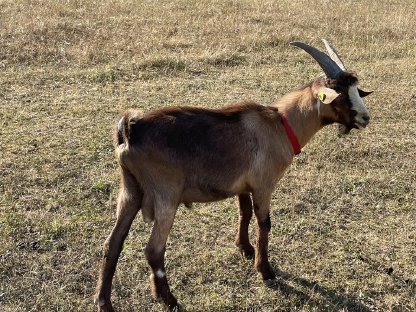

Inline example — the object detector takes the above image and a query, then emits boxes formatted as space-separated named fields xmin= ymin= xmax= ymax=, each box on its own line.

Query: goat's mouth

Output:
xmin=338 ymin=120 xmax=369 ymax=135
xmin=354 ymin=122 xmax=367 ymax=130
xmin=354 ymin=121 xmax=369 ymax=130
xmin=353 ymin=113 xmax=370 ymax=130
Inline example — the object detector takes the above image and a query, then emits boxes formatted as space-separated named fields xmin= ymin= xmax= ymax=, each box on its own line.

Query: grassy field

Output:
xmin=1 ymin=0 xmax=415 ymax=311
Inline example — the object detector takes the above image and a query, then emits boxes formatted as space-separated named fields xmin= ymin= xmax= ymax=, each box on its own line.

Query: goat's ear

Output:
xmin=358 ymin=88 xmax=373 ymax=97
xmin=314 ymin=87 xmax=340 ymax=104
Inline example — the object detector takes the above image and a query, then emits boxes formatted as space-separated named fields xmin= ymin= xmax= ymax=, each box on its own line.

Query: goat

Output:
xmin=95 ymin=40 xmax=372 ymax=311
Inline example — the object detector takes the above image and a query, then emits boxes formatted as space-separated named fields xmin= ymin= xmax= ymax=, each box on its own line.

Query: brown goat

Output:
xmin=95 ymin=40 xmax=372 ymax=311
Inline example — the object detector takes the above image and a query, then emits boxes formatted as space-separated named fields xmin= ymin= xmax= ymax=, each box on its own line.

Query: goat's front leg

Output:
xmin=145 ymin=202 xmax=178 ymax=311
xmin=235 ymin=193 xmax=255 ymax=259
xmin=252 ymin=190 xmax=275 ymax=282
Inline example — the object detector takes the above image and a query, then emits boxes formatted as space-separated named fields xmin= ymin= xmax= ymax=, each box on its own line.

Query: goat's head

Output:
xmin=291 ymin=40 xmax=372 ymax=134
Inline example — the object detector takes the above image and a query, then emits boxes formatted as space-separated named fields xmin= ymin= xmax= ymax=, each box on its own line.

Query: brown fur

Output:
xmin=95 ymin=71 xmax=370 ymax=311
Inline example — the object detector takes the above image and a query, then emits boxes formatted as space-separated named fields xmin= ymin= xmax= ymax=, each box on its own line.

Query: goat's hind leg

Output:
xmin=235 ymin=193 xmax=255 ymax=259
xmin=95 ymin=168 xmax=142 ymax=312
xmin=145 ymin=200 xmax=179 ymax=311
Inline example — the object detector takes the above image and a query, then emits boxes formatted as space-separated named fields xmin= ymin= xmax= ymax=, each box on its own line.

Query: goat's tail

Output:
xmin=115 ymin=110 xmax=140 ymax=147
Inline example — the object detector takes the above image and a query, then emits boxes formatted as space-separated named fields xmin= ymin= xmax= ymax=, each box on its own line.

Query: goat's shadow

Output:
xmin=264 ymin=268 xmax=372 ymax=312
xmin=177 ymin=268 xmax=373 ymax=312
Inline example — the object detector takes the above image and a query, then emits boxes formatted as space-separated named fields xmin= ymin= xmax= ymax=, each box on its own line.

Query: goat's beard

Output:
xmin=338 ymin=124 xmax=352 ymax=135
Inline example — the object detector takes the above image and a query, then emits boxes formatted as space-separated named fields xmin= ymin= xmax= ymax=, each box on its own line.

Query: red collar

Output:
xmin=280 ymin=114 xmax=301 ymax=155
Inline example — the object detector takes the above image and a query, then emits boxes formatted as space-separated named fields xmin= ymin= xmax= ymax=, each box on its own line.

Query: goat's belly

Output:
xmin=181 ymin=178 xmax=249 ymax=203
xmin=181 ymin=187 xmax=234 ymax=203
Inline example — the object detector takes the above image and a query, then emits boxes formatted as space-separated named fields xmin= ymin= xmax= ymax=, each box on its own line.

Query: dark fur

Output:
xmin=118 ymin=102 xmax=278 ymax=146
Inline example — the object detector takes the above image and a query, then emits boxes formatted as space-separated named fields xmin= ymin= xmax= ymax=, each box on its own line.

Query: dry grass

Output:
xmin=1 ymin=0 xmax=415 ymax=311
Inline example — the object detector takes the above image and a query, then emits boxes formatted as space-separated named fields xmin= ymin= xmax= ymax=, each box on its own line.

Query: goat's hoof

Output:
xmin=94 ymin=295 xmax=114 ymax=312
xmin=168 ymin=303 xmax=180 ymax=312
xmin=257 ymin=264 xmax=276 ymax=281
xmin=165 ymin=297 xmax=178 ymax=311
xmin=237 ymin=244 xmax=255 ymax=259
xmin=155 ymin=292 xmax=178 ymax=312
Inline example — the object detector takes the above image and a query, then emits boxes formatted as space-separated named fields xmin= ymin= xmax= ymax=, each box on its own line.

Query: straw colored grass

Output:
xmin=1 ymin=0 xmax=415 ymax=311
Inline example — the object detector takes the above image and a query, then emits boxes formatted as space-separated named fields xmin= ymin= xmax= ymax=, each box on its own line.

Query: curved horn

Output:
xmin=322 ymin=39 xmax=346 ymax=70
xmin=290 ymin=41 xmax=343 ymax=78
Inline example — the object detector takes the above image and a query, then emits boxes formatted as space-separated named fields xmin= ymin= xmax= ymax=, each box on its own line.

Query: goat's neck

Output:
xmin=274 ymin=88 xmax=323 ymax=149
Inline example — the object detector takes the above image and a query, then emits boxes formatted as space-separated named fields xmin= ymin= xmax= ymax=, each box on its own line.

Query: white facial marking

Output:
xmin=348 ymin=85 xmax=369 ymax=127
xmin=155 ymin=269 xmax=166 ymax=278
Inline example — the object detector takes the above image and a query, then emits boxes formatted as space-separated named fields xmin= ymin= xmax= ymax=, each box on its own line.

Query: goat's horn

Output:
xmin=290 ymin=41 xmax=343 ymax=78
xmin=322 ymin=39 xmax=346 ymax=71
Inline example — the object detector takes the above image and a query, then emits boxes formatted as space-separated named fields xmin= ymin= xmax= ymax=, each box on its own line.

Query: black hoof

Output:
xmin=94 ymin=296 xmax=114 ymax=312
xmin=258 ymin=264 xmax=276 ymax=281
xmin=167 ymin=303 xmax=180 ymax=312
xmin=237 ymin=244 xmax=255 ymax=259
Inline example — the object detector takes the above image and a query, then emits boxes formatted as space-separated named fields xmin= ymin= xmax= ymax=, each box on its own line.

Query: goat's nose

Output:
xmin=362 ymin=115 xmax=370 ymax=124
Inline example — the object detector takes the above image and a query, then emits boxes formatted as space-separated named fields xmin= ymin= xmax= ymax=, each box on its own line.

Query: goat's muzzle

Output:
xmin=354 ymin=114 xmax=370 ymax=129
xmin=338 ymin=113 xmax=370 ymax=135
